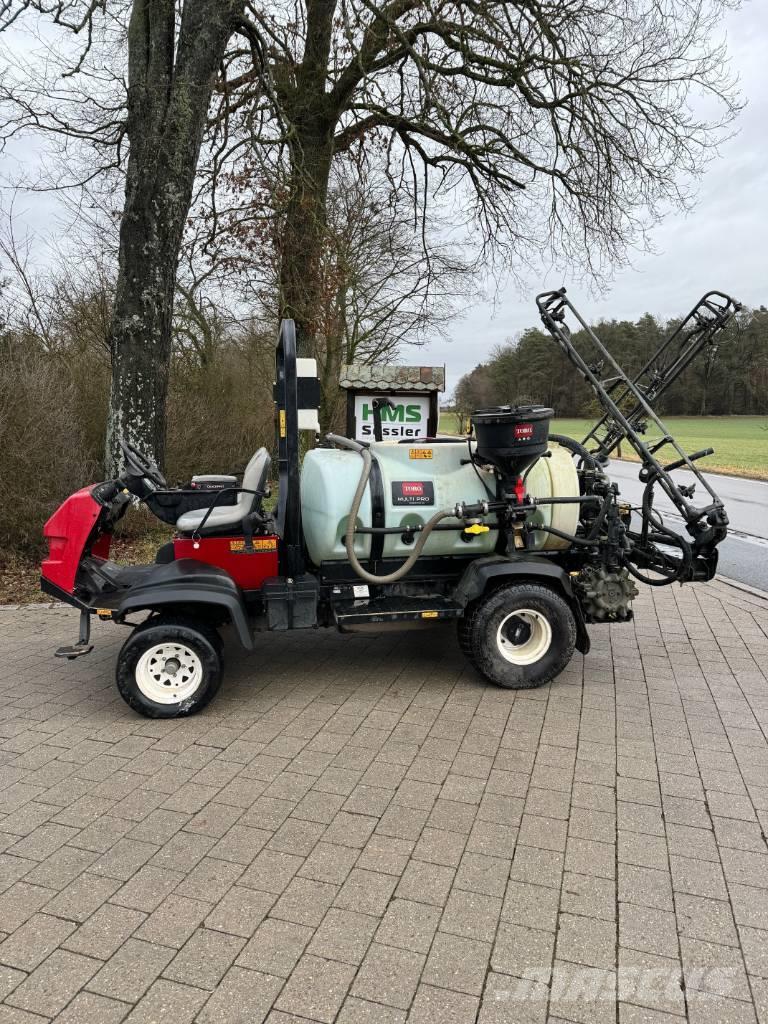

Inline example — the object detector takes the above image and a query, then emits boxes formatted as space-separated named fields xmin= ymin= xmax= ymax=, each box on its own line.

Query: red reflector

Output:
xmin=514 ymin=423 xmax=534 ymax=439
xmin=514 ymin=476 xmax=526 ymax=504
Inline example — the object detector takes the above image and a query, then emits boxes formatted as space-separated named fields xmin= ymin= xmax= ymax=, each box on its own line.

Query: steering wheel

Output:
xmin=120 ymin=440 xmax=167 ymax=489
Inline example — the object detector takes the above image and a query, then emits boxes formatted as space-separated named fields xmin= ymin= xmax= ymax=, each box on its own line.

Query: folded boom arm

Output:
xmin=536 ymin=288 xmax=742 ymax=583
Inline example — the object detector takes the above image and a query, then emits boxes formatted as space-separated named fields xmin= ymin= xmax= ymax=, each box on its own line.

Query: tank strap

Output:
xmin=368 ymin=455 xmax=386 ymax=568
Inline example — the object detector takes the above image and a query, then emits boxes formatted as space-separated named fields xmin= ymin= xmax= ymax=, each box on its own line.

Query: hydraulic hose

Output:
xmin=325 ymin=434 xmax=457 ymax=586
xmin=548 ymin=433 xmax=603 ymax=472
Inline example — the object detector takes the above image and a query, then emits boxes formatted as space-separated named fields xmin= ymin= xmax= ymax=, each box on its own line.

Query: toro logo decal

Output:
xmin=514 ymin=423 xmax=535 ymax=440
xmin=392 ymin=480 xmax=435 ymax=506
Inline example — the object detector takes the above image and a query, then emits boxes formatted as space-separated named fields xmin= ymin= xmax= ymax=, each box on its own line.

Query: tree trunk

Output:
xmin=318 ymin=326 xmax=345 ymax=433
xmin=105 ymin=187 xmax=179 ymax=477
xmin=279 ymin=135 xmax=335 ymax=359
xmin=278 ymin=0 xmax=338 ymax=364
xmin=105 ymin=0 xmax=242 ymax=477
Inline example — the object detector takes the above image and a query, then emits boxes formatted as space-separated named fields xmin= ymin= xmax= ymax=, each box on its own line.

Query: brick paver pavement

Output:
xmin=1 ymin=578 xmax=767 ymax=1023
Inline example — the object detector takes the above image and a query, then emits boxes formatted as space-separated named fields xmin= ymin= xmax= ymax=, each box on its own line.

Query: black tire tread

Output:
xmin=144 ymin=611 xmax=225 ymax=657
xmin=463 ymin=581 xmax=576 ymax=690
xmin=116 ymin=617 xmax=222 ymax=719
xmin=456 ymin=605 xmax=475 ymax=657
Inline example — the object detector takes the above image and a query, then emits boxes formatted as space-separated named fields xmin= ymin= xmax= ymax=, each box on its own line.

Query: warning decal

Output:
xmin=229 ymin=538 xmax=278 ymax=553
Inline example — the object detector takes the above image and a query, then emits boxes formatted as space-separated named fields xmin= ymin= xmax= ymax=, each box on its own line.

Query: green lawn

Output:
xmin=439 ymin=414 xmax=768 ymax=480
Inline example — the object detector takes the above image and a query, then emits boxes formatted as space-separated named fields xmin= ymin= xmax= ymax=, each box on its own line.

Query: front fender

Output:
xmin=454 ymin=556 xmax=590 ymax=654
xmin=115 ymin=559 xmax=253 ymax=650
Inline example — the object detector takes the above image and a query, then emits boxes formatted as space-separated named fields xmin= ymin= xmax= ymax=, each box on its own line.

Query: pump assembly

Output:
xmin=40 ymin=288 xmax=741 ymax=717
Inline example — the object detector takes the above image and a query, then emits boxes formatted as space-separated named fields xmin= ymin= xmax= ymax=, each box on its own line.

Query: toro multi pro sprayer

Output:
xmin=41 ymin=289 xmax=740 ymax=718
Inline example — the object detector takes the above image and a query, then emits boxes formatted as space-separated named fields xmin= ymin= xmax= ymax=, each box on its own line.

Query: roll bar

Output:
xmin=275 ymin=319 xmax=304 ymax=577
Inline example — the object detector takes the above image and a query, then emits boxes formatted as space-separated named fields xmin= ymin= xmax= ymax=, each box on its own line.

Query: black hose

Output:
xmin=466 ymin=435 xmax=497 ymax=500
xmin=548 ymin=434 xmax=603 ymax=472
xmin=533 ymin=524 xmax=599 ymax=547
xmin=623 ymin=521 xmax=693 ymax=586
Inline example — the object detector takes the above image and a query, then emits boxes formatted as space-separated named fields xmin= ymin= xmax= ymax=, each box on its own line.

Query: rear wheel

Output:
xmin=116 ymin=616 xmax=222 ymax=718
xmin=460 ymin=581 xmax=576 ymax=689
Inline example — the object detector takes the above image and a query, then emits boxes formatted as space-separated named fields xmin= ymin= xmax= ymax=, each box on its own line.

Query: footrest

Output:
xmin=333 ymin=595 xmax=463 ymax=627
xmin=55 ymin=644 xmax=94 ymax=660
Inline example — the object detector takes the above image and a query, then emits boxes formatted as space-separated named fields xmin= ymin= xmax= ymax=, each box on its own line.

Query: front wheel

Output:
xmin=459 ymin=582 xmax=576 ymax=689
xmin=116 ymin=617 xmax=222 ymax=718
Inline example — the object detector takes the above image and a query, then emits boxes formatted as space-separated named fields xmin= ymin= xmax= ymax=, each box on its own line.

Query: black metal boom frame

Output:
xmin=536 ymin=288 xmax=741 ymax=580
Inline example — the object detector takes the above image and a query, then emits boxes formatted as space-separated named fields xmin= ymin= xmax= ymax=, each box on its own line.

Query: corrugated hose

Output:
xmin=325 ymin=434 xmax=457 ymax=585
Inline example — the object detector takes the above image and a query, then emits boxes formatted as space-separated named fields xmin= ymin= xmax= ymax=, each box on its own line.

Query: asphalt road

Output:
xmin=606 ymin=459 xmax=768 ymax=592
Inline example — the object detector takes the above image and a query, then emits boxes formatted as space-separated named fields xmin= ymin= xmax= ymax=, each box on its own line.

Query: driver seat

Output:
xmin=176 ymin=448 xmax=271 ymax=534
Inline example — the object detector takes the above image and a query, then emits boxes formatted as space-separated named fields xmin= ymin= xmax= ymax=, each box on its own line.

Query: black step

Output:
xmin=333 ymin=595 xmax=464 ymax=627
xmin=55 ymin=644 xmax=94 ymax=660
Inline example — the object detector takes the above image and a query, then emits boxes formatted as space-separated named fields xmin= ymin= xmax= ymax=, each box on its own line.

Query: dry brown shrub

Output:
xmin=0 ymin=336 xmax=99 ymax=553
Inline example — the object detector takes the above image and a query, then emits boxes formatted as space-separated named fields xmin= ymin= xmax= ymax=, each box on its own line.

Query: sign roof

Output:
xmin=339 ymin=363 xmax=445 ymax=393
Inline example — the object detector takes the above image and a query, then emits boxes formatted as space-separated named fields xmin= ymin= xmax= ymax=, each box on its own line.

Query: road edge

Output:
xmin=715 ymin=574 xmax=768 ymax=601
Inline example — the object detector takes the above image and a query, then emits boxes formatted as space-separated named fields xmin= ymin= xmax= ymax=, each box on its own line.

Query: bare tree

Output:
xmin=1 ymin=0 xmax=741 ymax=471
xmin=1 ymin=0 xmax=244 ymax=472
xmin=315 ymin=163 xmax=473 ymax=428
xmin=453 ymin=363 xmax=496 ymax=429
xmin=204 ymin=157 xmax=476 ymax=427
xmin=208 ymin=1 xmax=740 ymax=349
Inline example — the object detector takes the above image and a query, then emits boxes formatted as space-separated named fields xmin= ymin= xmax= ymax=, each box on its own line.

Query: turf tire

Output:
xmin=460 ymin=581 xmax=576 ymax=690
xmin=116 ymin=616 xmax=222 ymax=718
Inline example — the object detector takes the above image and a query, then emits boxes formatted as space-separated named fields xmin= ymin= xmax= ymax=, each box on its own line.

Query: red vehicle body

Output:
xmin=41 ymin=487 xmax=278 ymax=603
xmin=172 ymin=535 xmax=278 ymax=590
xmin=42 ymin=488 xmax=111 ymax=594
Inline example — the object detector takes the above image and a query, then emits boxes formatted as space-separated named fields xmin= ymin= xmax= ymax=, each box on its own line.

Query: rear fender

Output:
xmin=454 ymin=556 xmax=590 ymax=654
xmin=115 ymin=559 xmax=253 ymax=650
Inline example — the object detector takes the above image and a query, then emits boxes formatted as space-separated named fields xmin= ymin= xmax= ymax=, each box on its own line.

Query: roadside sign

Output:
xmin=353 ymin=395 xmax=430 ymax=441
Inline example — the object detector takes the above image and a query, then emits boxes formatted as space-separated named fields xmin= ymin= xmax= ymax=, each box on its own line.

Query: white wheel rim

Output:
xmin=135 ymin=643 xmax=203 ymax=704
xmin=496 ymin=608 xmax=552 ymax=666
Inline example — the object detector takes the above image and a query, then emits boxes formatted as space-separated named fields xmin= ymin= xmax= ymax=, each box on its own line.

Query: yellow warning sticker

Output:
xmin=279 ymin=409 xmax=286 ymax=438
xmin=229 ymin=538 xmax=278 ymax=553
xmin=409 ymin=448 xmax=433 ymax=460
xmin=421 ymin=610 xmax=439 ymax=619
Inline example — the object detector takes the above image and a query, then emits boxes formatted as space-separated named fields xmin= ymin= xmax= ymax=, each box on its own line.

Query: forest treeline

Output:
xmin=453 ymin=307 xmax=768 ymax=419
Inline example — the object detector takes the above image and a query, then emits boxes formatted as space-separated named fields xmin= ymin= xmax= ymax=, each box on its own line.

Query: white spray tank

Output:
xmin=300 ymin=437 xmax=579 ymax=566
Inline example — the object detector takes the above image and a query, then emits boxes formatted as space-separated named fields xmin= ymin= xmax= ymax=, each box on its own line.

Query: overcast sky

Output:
xmin=3 ymin=3 xmax=766 ymax=396
xmin=418 ymin=1 xmax=768 ymax=392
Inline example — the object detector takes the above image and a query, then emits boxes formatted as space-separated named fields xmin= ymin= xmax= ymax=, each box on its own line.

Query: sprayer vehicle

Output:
xmin=41 ymin=289 xmax=741 ymax=718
